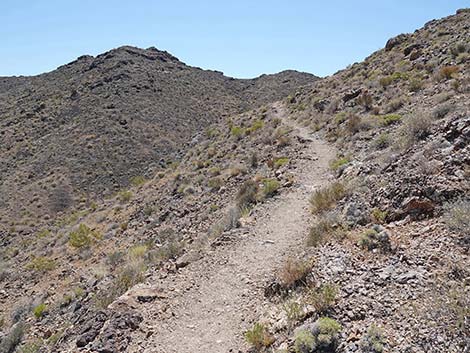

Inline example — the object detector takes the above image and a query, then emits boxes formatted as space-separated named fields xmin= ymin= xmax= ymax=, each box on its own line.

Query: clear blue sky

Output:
xmin=0 ymin=1 xmax=467 ymax=78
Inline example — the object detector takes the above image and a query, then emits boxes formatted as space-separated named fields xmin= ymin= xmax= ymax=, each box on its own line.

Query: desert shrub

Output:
xmin=26 ymin=256 xmax=56 ymax=273
xmin=385 ymin=98 xmax=404 ymax=113
xmin=207 ymin=177 xmax=223 ymax=191
xmin=130 ymin=176 xmax=146 ymax=187
xmin=69 ymin=224 xmax=101 ymax=248
xmin=129 ymin=245 xmax=147 ymax=260
xmin=334 ymin=112 xmax=347 ymax=125
xmin=358 ymin=226 xmax=391 ymax=252
xmin=294 ymin=330 xmax=315 ymax=353
xmin=450 ymin=42 xmax=468 ymax=57
xmin=0 ymin=322 xmax=24 ymax=353
xmin=370 ymin=208 xmax=388 ymax=224
xmin=329 ymin=156 xmax=350 ymax=171
xmin=246 ymin=120 xmax=264 ymax=134
xmin=310 ymin=182 xmax=346 ymax=215
xmin=409 ymin=78 xmax=423 ymax=92
xmin=308 ymin=214 xmax=345 ymax=246
xmin=316 ymin=317 xmax=342 ymax=349
xmin=249 ymin=152 xmax=258 ymax=168
xmin=379 ymin=114 xmax=401 ymax=126
xmin=274 ymin=157 xmax=289 ymax=169
xmin=358 ymin=91 xmax=373 ymax=110
xmin=107 ymin=250 xmax=125 ymax=269
xmin=437 ymin=66 xmax=459 ymax=81
xmin=443 ymin=199 xmax=470 ymax=239
xmin=118 ymin=190 xmax=133 ymax=202
xmin=401 ymin=113 xmax=432 ymax=145
xmin=283 ymin=300 xmax=304 ymax=325
xmin=245 ymin=323 xmax=275 ymax=350
xmin=262 ymin=178 xmax=280 ymax=198
xmin=278 ymin=258 xmax=312 ymax=289
xmin=230 ymin=125 xmax=245 ymax=138
xmin=33 ymin=303 xmax=47 ymax=319
xmin=236 ymin=180 xmax=259 ymax=208
xmin=372 ymin=133 xmax=391 ymax=150
xmin=37 ymin=229 xmax=51 ymax=238
xmin=432 ymin=104 xmax=453 ymax=119
xmin=295 ymin=318 xmax=341 ymax=353
xmin=379 ymin=76 xmax=394 ymax=87
xmin=345 ymin=114 xmax=361 ymax=134
xmin=307 ymin=284 xmax=337 ymax=314
xmin=360 ymin=324 xmax=385 ymax=352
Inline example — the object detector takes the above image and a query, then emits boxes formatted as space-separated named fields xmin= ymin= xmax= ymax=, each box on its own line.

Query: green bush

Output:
xmin=316 ymin=317 xmax=342 ymax=348
xmin=371 ymin=208 xmax=388 ymax=223
xmin=33 ymin=303 xmax=47 ymax=319
xmin=379 ymin=114 xmax=402 ymax=126
xmin=372 ymin=133 xmax=391 ymax=150
xmin=274 ymin=157 xmax=289 ymax=169
xmin=26 ymin=256 xmax=56 ymax=273
xmin=230 ymin=126 xmax=245 ymax=138
xmin=294 ymin=330 xmax=315 ymax=353
xmin=69 ymin=224 xmax=101 ymax=248
xmin=246 ymin=120 xmax=264 ymax=134
xmin=358 ymin=227 xmax=391 ymax=252
xmin=262 ymin=178 xmax=280 ymax=198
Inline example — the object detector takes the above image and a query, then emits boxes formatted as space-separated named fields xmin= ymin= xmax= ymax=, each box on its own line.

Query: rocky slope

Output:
xmin=0 ymin=46 xmax=316 ymax=232
xmin=1 ymin=8 xmax=469 ymax=353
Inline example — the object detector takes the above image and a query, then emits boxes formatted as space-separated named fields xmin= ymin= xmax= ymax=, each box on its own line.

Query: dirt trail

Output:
xmin=128 ymin=102 xmax=335 ymax=353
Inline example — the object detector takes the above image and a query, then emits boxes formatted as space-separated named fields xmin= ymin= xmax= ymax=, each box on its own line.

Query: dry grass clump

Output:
xmin=278 ymin=258 xmax=312 ymax=289
xmin=310 ymin=182 xmax=347 ymax=214
xmin=436 ymin=65 xmax=459 ymax=81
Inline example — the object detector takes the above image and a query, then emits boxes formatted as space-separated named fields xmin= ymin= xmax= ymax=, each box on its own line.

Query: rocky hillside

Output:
xmin=0 ymin=46 xmax=316 ymax=231
xmin=0 ymin=8 xmax=469 ymax=353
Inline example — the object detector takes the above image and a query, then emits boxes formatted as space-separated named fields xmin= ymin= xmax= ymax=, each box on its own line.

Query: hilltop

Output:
xmin=0 ymin=46 xmax=316 ymax=232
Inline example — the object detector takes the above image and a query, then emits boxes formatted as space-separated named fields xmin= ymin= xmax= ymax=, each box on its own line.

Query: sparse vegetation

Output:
xmin=358 ymin=227 xmax=391 ymax=252
xmin=372 ymin=133 xmax=391 ymax=150
xmin=69 ymin=224 xmax=102 ymax=248
xmin=33 ymin=303 xmax=47 ymax=319
xmin=360 ymin=324 xmax=386 ymax=352
xmin=379 ymin=114 xmax=402 ymax=126
xmin=437 ymin=65 xmax=459 ymax=81
xmin=310 ymin=182 xmax=346 ymax=214
xmin=401 ymin=113 xmax=432 ymax=145
xmin=262 ymin=178 xmax=280 ymax=198
xmin=278 ymin=258 xmax=312 ymax=289
xmin=294 ymin=318 xmax=341 ymax=353
xmin=236 ymin=179 xmax=259 ymax=208
xmin=308 ymin=214 xmax=346 ymax=246
xmin=130 ymin=175 xmax=146 ymax=187
xmin=245 ymin=322 xmax=275 ymax=350
xmin=118 ymin=190 xmax=133 ymax=202
xmin=26 ymin=256 xmax=56 ymax=273
xmin=443 ymin=199 xmax=470 ymax=240
xmin=329 ymin=156 xmax=350 ymax=171
xmin=307 ymin=283 xmax=338 ymax=314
